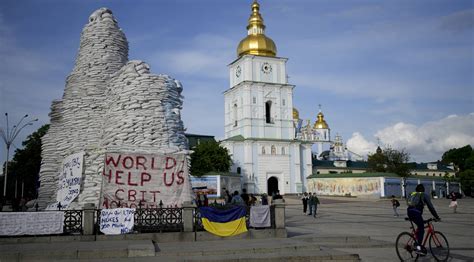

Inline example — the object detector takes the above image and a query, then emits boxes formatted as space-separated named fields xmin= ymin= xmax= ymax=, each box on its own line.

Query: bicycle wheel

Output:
xmin=429 ymin=231 xmax=450 ymax=262
xmin=396 ymin=232 xmax=419 ymax=261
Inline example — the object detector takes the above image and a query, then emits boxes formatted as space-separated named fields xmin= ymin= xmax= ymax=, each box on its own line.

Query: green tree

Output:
xmin=6 ymin=124 xmax=49 ymax=200
xmin=367 ymin=146 xmax=411 ymax=177
xmin=458 ymin=170 xmax=474 ymax=196
xmin=367 ymin=147 xmax=387 ymax=172
xmin=441 ymin=145 xmax=473 ymax=173
xmin=190 ymin=141 xmax=232 ymax=177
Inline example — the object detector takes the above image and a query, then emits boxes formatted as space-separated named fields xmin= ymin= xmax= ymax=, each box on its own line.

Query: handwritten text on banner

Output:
xmin=99 ymin=208 xmax=135 ymax=235
xmin=101 ymin=152 xmax=193 ymax=209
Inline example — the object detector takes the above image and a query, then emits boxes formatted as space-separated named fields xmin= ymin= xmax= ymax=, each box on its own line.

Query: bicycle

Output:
xmin=395 ymin=218 xmax=450 ymax=261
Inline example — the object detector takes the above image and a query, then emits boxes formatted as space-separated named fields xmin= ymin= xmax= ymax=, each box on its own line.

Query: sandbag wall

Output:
xmin=37 ymin=7 xmax=188 ymax=209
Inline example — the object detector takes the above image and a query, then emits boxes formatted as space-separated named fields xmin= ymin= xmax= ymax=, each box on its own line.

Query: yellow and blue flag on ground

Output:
xmin=199 ymin=206 xmax=248 ymax=237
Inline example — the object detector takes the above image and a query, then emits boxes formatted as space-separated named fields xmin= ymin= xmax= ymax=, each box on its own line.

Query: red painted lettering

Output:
xmin=128 ymin=190 xmax=137 ymax=201
xmin=122 ymin=156 xmax=134 ymax=169
xmin=136 ymin=156 xmax=147 ymax=170
xmin=176 ymin=170 xmax=185 ymax=185
xmin=115 ymin=189 xmax=124 ymax=200
xmin=165 ymin=157 xmax=176 ymax=169
xmin=151 ymin=157 xmax=158 ymax=170
xmin=115 ymin=170 xmax=124 ymax=185
xmin=110 ymin=201 xmax=120 ymax=208
xmin=103 ymin=169 xmax=112 ymax=183
xmin=128 ymin=172 xmax=138 ymax=186
xmin=141 ymin=172 xmax=151 ymax=186
xmin=139 ymin=191 xmax=146 ymax=201
xmin=102 ymin=197 xmax=109 ymax=209
xmin=150 ymin=191 xmax=160 ymax=202
xmin=105 ymin=154 xmax=121 ymax=167
xmin=163 ymin=172 xmax=174 ymax=186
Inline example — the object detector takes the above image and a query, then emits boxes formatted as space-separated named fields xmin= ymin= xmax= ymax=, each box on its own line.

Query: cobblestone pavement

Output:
xmin=284 ymin=195 xmax=474 ymax=262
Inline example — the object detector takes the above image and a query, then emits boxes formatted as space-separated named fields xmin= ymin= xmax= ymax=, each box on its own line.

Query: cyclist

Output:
xmin=407 ymin=184 xmax=441 ymax=256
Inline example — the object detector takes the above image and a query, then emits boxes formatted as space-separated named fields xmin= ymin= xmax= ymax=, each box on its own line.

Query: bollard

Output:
xmin=83 ymin=203 xmax=96 ymax=235
xmin=272 ymin=199 xmax=285 ymax=229
xmin=182 ymin=201 xmax=196 ymax=232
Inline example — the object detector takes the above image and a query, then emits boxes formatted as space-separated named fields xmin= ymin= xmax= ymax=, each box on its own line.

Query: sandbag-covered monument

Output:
xmin=36 ymin=8 xmax=193 ymax=210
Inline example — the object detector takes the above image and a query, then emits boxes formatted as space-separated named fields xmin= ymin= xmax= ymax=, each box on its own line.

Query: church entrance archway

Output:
xmin=267 ymin=177 xmax=279 ymax=196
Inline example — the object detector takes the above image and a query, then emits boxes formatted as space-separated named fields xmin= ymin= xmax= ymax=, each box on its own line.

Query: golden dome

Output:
xmin=293 ymin=108 xmax=299 ymax=120
xmin=314 ymin=111 xmax=329 ymax=129
xmin=237 ymin=1 xmax=277 ymax=57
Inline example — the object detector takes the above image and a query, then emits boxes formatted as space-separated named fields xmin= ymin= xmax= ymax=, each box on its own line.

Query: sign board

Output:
xmin=190 ymin=176 xmax=220 ymax=197
xmin=101 ymin=152 xmax=193 ymax=209
xmin=0 ymin=212 xmax=64 ymax=236
xmin=99 ymin=208 xmax=135 ymax=235
xmin=46 ymin=152 xmax=84 ymax=210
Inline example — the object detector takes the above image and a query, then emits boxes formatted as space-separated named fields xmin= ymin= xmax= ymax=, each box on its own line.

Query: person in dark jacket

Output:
xmin=407 ymin=184 xmax=441 ymax=256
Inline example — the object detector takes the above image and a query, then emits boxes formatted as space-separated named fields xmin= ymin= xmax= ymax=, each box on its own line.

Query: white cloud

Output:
xmin=348 ymin=113 xmax=474 ymax=162
xmin=346 ymin=132 xmax=377 ymax=157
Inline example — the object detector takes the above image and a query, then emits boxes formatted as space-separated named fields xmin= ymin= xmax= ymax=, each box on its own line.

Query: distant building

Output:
xmin=185 ymin=133 xmax=215 ymax=149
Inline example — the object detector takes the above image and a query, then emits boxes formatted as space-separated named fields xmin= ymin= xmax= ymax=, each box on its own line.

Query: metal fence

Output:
xmin=94 ymin=207 xmax=183 ymax=234
xmin=1 ymin=205 xmax=274 ymax=237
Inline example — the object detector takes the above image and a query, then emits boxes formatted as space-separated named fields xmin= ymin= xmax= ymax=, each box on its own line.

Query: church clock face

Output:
xmin=236 ymin=66 xmax=241 ymax=77
xmin=261 ymin=62 xmax=272 ymax=74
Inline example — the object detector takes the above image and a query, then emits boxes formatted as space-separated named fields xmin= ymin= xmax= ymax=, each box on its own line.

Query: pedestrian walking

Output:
xmin=449 ymin=192 xmax=458 ymax=213
xmin=312 ymin=193 xmax=320 ymax=217
xmin=301 ymin=192 xmax=309 ymax=215
xmin=391 ymin=195 xmax=400 ymax=217
xmin=308 ymin=193 xmax=319 ymax=217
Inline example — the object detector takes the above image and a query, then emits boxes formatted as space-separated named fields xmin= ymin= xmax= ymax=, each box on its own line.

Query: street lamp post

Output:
xmin=0 ymin=113 xmax=38 ymax=198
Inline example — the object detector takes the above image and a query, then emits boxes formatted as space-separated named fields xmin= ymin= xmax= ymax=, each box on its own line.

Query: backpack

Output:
xmin=407 ymin=192 xmax=423 ymax=208
xmin=395 ymin=200 xmax=400 ymax=207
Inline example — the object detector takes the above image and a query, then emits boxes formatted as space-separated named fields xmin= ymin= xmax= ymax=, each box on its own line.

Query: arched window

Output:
xmin=262 ymin=146 xmax=266 ymax=154
xmin=271 ymin=145 xmax=276 ymax=155
xmin=265 ymin=101 xmax=272 ymax=123
xmin=281 ymin=147 xmax=285 ymax=155
xmin=237 ymin=167 xmax=241 ymax=174
xmin=233 ymin=104 xmax=238 ymax=126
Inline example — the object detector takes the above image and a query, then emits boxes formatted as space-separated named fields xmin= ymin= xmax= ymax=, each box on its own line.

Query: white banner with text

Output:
xmin=0 ymin=212 xmax=64 ymax=236
xmin=100 ymin=152 xmax=193 ymax=209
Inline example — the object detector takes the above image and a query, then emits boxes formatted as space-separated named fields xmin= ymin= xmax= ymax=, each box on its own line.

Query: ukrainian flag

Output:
xmin=199 ymin=206 xmax=248 ymax=237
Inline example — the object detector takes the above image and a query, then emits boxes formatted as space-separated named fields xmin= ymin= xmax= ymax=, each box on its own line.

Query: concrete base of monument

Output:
xmin=0 ymin=228 xmax=287 ymax=245
xmin=196 ymin=228 xmax=287 ymax=241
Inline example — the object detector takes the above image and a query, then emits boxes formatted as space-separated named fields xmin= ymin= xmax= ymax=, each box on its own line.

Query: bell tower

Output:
xmin=222 ymin=1 xmax=312 ymax=195
xmin=224 ymin=1 xmax=294 ymax=141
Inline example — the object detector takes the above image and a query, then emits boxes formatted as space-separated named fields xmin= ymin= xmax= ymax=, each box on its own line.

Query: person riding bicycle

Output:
xmin=407 ymin=184 xmax=441 ymax=256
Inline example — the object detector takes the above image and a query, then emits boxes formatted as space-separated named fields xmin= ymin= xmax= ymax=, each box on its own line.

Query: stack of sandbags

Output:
xmin=37 ymin=8 xmax=128 ymax=209
xmin=37 ymin=7 xmax=190 ymax=210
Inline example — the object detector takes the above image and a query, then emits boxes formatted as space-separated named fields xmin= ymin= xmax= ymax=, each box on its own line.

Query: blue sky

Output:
xmin=0 ymin=0 xmax=473 ymax=166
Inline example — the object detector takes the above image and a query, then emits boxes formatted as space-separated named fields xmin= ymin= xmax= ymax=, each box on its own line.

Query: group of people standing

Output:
xmin=301 ymin=192 xmax=320 ymax=218
xmin=224 ymin=188 xmax=270 ymax=206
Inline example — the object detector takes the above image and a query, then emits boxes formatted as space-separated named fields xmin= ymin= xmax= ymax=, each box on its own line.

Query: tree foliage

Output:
xmin=367 ymin=147 xmax=411 ymax=177
xmin=5 ymin=124 xmax=49 ymax=200
xmin=441 ymin=145 xmax=473 ymax=172
xmin=441 ymin=145 xmax=474 ymax=196
xmin=190 ymin=141 xmax=232 ymax=177
xmin=458 ymin=170 xmax=474 ymax=196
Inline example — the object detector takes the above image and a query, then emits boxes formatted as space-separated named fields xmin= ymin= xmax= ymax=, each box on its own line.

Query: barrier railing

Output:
xmin=1 ymin=203 xmax=280 ymax=237
xmin=63 ymin=210 xmax=83 ymax=234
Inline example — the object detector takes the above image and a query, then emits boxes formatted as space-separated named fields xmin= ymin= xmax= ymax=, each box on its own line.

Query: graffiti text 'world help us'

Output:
xmin=102 ymin=154 xmax=186 ymax=208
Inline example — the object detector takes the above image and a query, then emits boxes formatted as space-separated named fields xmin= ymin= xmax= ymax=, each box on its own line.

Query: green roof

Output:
xmin=222 ymin=135 xmax=311 ymax=144
xmin=185 ymin=133 xmax=216 ymax=149
xmin=203 ymin=171 xmax=240 ymax=177
xmin=312 ymin=160 xmax=369 ymax=169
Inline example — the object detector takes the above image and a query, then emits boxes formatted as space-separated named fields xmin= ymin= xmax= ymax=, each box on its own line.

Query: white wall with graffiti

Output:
xmin=307 ymin=177 xmax=383 ymax=197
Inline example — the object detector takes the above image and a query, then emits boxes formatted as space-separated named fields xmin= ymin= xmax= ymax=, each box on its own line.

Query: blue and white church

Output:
xmin=221 ymin=2 xmax=330 ymax=195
